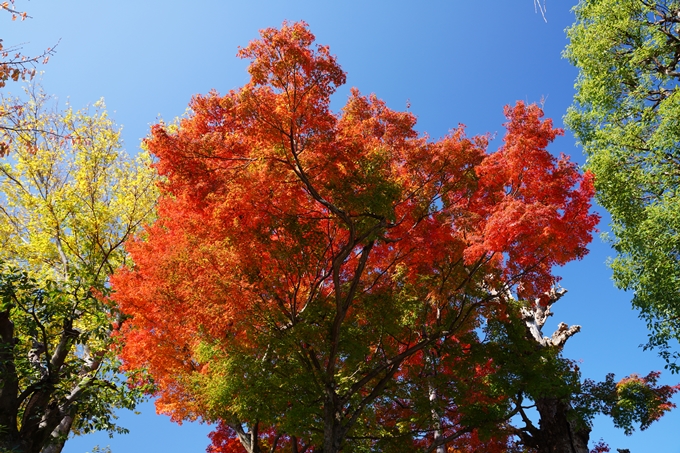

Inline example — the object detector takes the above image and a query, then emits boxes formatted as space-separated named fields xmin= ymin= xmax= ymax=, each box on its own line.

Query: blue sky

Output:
xmin=4 ymin=1 xmax=680 ymax=452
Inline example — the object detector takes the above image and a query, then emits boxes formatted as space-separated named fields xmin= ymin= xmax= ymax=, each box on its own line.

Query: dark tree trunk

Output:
xmin=322 ymin=389 xmax=347 ymax=453
xmin=531 ymin=398 xmax=590 ymax=453
xmin=0 ymin=309 xmax=20 ymax=452
xmin=232 ymin=421 xmax=263 ymax=453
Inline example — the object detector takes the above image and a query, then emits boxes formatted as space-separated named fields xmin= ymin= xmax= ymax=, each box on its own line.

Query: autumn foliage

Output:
xmin=1 ymin=1 xmax=57 ymax=157
xmin=111 ymin=22 xmax=599 ymax=452
xmin=0 ymin=1 xmax=53 ymax=90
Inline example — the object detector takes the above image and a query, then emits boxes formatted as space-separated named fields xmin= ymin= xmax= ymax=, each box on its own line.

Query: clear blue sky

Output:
xmin=4 ymin=1 xmax=679 ymax=452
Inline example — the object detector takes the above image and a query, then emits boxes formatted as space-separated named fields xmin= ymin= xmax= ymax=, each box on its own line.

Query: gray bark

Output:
xmin=41 ymin=414 xmax=74 ymax=453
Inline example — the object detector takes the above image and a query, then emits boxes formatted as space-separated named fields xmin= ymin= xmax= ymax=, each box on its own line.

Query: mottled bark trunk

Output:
xmin=19 ymin=384 xmax=58 ymax=451
xmin=22 ymin=321 xmax=82 ymax=452
xmin=530 ymin=398 xmax=590 ymax=453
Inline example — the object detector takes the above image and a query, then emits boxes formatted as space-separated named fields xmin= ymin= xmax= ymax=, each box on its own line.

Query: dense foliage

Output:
xmin=110 ymin=22 xmax=612 ymax=453
xmin=0 ymin=87 xmax=157 ymax=453
xmin=566 ymin=0 xmax=680 ymax=370
xmin=0 ymin=3 xmax=677 ymax=452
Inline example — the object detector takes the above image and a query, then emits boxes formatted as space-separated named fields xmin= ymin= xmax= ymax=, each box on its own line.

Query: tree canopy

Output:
xmin=566 ymin=0 xmax=680 ymax=370
xmin=0 ymin=86 xmax=158 ymax=453
xmin=110 ymin=22 xmax=610 ymax=453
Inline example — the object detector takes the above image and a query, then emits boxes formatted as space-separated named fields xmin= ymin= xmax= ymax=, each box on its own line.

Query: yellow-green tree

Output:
xmin=0 ymin=86 xmax=158 ymax=453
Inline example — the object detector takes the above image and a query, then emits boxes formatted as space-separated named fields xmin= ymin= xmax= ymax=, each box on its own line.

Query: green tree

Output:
xmin=566 ymin=0 xmax=680 ymax=370
xmin=0 ymin=86 xmax=158 ymax=453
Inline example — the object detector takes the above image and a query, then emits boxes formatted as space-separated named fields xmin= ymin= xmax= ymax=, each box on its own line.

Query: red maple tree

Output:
xmin=111 ymin=21 xmax=599 ymax=453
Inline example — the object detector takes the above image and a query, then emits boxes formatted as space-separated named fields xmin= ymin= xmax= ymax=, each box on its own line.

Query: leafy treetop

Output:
xmin=112 ymin=21 xmax=599 ymax=453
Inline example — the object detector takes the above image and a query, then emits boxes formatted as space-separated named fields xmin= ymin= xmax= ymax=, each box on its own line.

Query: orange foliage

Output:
xmin=111 ymin=21 xmax=598 ymax=452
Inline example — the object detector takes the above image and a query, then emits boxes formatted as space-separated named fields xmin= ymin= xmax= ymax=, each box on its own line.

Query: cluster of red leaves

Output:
xmin=472 ymin=104 xmax=597 ymax=299
xmin=590 ymin=439 xmax=611 ymax=453
xmin=111 ymin=21 xmax=598 ymax=451
xmin=207 ymin=422 xmax=313 ymax=453
xmin=206 ymin=424 xmax=246 ymax=453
